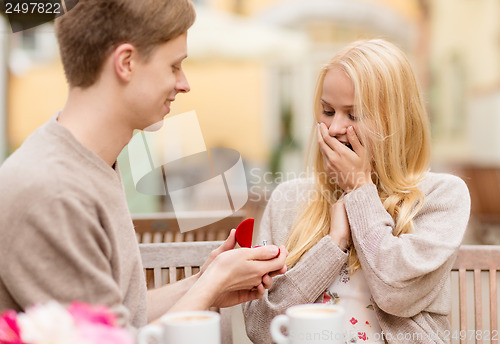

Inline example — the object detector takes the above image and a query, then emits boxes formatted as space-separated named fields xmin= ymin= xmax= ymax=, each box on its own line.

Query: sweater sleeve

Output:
xmin=344 ymin=174 xmax=471 ymax=318
xmin=0 ymin=195 xmax=131 ymax=324
xmin=243 ymin=180 xmax=348 ymax=343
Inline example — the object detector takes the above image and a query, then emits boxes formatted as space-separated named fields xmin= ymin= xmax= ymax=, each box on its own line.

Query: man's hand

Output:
xmin=210 ymin=252 xmax=287 ymax=308
xmin=200 ymin=228 xmax=237 ymax=275
xmin=211 ymin=284 xmax=266 ymax=308
xmin=205 ymin=244 xmax=287 ymax=292
xmin=167 ymin=234 xmax=288 ymax=313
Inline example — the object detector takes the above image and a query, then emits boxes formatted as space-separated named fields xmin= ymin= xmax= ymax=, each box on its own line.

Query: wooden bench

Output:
xmin=139 ymin=241 xmax=222 ymax=288
xmin=451 ymin=245 xmax=500 ymax=343
xmin=139 ymin=243 xmax=500 ymax=344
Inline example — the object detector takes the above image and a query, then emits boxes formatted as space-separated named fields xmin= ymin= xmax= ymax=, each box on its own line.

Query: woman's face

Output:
xmin=318 ymin=68 xmax=359 ymax=151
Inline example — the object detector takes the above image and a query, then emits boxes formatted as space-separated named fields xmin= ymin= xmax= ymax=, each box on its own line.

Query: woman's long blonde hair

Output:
xmin=285 ymin=39 xmax=431 ymax=271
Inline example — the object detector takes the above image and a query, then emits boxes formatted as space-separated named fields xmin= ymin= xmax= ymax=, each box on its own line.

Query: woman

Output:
xmin=243 ymin=39 xmax=470 ymax=343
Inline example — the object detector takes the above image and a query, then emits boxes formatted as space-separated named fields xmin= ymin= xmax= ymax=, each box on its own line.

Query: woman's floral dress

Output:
xmin=323 ymin=264 xmax=385 ymax=344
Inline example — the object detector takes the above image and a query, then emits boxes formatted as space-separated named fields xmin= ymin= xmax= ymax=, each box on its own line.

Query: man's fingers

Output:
xmin=246 ymin=245 xmax=280 ymax=260
xmin=204 ymin=229 xmax=236 ymax=272
xmin=248 ymin=245 xmax=288 ymax=276
xmin=243 ymin=286 xmax=265 ymax=303
xmin=267 ymin=246 xmax=288 ymax=277
xmin=248 ymin=244 xmax=287 ymax=260
xmin=218 ymin=228 xmax=236 ymax=252
xmin=225 ymin=228 xmax=237 ymax=247
xmin=262 ymin=273 xmax=272 ymax=289
xmin=269 ymin=264 xmax=288 ymax=278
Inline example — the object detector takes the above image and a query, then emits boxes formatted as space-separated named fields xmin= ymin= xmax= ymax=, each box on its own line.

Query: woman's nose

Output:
xmin=327 ymin=115 xmax=348 ymax=137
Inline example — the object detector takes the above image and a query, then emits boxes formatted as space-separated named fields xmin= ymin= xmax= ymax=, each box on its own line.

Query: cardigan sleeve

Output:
xmin=344 ymin=173 xmax=471 ymax=318
xmin=243 ymin=179 xmax=348 ymax=343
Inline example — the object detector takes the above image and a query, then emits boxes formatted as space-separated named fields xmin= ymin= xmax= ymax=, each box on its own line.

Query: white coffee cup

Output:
xmin=270 ymin=304 xmax=344 ymax=344
xmin=137 ymin=310 xmax=220 ymax=344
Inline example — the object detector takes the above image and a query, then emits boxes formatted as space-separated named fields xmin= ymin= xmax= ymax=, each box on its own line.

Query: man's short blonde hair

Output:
xmin=55 ymin=0 xmax=196 ymax=88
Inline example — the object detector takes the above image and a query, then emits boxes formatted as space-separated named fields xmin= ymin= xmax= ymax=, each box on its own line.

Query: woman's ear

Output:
xmin=112 ymin=43 xmax=136 ymax=83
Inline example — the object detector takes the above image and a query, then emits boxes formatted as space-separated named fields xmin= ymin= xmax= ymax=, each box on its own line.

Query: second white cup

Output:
xmin=137 ymin=310 xmax=220 ymax=344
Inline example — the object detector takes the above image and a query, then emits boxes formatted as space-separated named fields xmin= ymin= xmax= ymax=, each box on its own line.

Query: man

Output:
xmin=0 ymin=0 xmax=287 ymax=327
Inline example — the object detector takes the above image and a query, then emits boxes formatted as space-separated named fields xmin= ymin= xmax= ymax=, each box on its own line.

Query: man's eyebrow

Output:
xmin=173 ymin=54 xmax=188 ymax=64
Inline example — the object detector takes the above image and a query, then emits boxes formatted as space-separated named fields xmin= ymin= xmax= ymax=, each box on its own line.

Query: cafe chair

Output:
xmin=139 ymin=241 xmax=222 ymax=287
xmin=450 ymin=245 xmax=500 ymax=344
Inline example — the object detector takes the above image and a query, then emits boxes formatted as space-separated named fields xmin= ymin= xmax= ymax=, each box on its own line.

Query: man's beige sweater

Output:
xmin=0 ymin=116 xmax=147 ymax=327
xmin=244 ymin=174 xmax=470 ymax=343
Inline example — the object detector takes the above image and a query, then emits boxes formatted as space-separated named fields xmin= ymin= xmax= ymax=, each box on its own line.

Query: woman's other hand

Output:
xmin=328 ymin=196 xmax=351 ymax=252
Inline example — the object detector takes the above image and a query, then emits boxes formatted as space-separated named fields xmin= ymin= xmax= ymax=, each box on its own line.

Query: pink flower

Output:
xmin=18 ymin=302 xmax=83 ymax=344
xmin=68 ymin=302 xmax=117 ymax=327
xmin=0 ymin=310 xmax=24 ymax=344
xmin=68 ymin=303 xmax=133 ymax=344
xmin=1 ymin=301 xmax=133 ymax=344
xmin=350 ymin=317 xmax=358 ymax=325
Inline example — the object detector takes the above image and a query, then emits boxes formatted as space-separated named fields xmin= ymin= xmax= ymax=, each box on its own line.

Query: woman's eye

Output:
xmin=172 ymin=65 xmax=180 ymax=72
xmin=348 ymin=114 xmax=358 ymax=121
xmin=322 ymin=110 xmax=335 ymax=116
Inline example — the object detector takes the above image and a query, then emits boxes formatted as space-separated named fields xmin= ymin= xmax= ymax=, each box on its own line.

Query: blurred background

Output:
xmin=0 ymin=0 xmax=499 ymax=245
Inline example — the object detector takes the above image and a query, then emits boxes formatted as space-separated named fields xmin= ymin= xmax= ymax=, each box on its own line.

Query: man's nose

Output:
xmin=176 ymin=71 xmax=190 ymax=93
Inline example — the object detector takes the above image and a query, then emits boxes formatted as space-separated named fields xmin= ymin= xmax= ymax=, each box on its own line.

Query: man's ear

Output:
xmin=113 ymin=43 xmax=137 ymax=83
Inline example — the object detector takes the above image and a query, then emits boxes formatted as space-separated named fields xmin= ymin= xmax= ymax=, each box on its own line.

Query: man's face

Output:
xmin=126 ymin=33 xmax=190 ymax=130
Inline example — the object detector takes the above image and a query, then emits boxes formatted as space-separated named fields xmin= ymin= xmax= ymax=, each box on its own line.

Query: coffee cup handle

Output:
xmin=270 ymin=314 xmax=290 ymax=343
xmin=137 ymin=324 xmax=162 ymax=344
